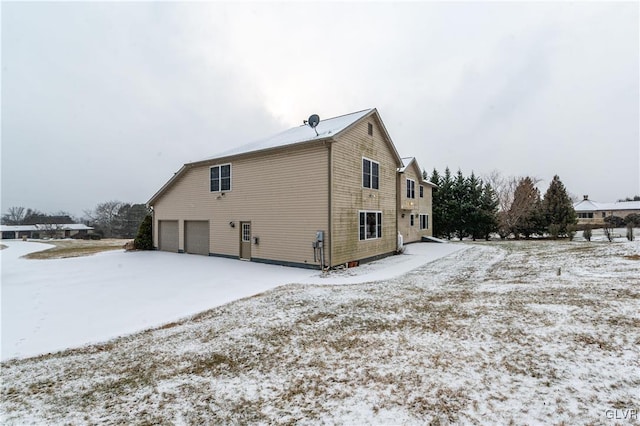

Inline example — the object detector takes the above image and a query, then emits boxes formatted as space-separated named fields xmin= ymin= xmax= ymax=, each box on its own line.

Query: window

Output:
xmin=578 ymin=212 xmax=594 ymax=219
xmin=362 ymin=158 xmax=379 ymax=189
xmin=420 ymin=185 xmax=424 ymax=198
xmin=359 ymin=211 xmax=382 ymax=240
xmin=210 ymin=164 xmax=231 ymax=192
xmin=406 ymin=179 xmax=415 ymax=199
xmin=602 ymin=212 xmax=606 ymax=218
xmin=242 ymin=223 xmax=251 ymax=242
xmin=420 ymin=214 xmax=429 ymax=230
xmin=410 ymin=214 xmax=414 ymax=226
xmin=367 ymin=122 xmax=373 ymax=136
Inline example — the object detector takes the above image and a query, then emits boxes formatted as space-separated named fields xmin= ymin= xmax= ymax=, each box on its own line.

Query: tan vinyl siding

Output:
xmin=331 ymin=117 xmax=398 ymax=266
xmin=152 ymin=143 xmax=330 ymax=267
xmin=398 ymin=163 xmax=433 ymax=242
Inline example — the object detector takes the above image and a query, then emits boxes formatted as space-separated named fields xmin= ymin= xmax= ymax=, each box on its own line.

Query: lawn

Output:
xmin=1 ymin=240 xmax=639 ymax=424
xmin=22 ymin=238 xmax=128 ymax=259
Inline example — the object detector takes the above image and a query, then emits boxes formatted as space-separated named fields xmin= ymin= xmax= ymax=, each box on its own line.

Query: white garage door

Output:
xmin=185 ymin=221 xmax=209 ymax=255
xmin=158 ymin=220 xmax=179 ymax=253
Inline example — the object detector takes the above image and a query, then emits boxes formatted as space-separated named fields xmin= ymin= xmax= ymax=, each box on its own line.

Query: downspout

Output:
xmin=327 ymin=142 xmax=333 ymax=270
xmin=149 ymin=205 xmax=156 ymax=249
xmin=396 ymin=170 xmax=400 ymax=251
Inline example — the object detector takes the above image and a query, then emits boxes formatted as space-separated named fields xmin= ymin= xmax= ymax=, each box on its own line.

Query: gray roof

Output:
xmin=397 ymin=156 xmax=436 ymax=187
xmin=0 ymin=224 xmax=93 ymax=232
xmin=203 ymin=109 xmax=375 ymax=161
xmin=149 ymin=108 xmax=405 ymax=205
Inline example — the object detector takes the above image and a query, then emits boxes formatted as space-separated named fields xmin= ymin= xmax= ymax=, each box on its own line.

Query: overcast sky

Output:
xmin=2 ymin=1 xmax=638 ymax=217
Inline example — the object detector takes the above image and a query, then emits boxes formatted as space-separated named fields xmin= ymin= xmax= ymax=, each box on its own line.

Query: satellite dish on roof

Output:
xmin=308 ymin=114 xmax=320 ymax=136
xmin=308 ymin=114 xmax=320 ymax=128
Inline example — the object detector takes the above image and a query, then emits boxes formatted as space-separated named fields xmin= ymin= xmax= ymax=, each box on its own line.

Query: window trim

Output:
xmin=406 ymin=178 xmax=415 ymax=199
xmin=210 ymin=163 xmax=232 ymax=192
xmin=359 ymin=210 xmax=383 ymax=240
xmin=420 ymin=214 xmax=429 ymax=230
xmin=362 ymin=157 xmax=380 ymax=190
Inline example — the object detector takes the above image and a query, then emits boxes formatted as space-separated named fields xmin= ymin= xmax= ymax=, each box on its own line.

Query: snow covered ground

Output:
xmin=1 ymin=240 xmax=465 ymax=360
xmin=1 ymin=239 xmax=639 ymax=424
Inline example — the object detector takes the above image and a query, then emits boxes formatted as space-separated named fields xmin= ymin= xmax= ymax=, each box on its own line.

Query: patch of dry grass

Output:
xmin=0 ymin=243 xmax=7 ymax=250
xmin=23 ymin=239 xmax=128 ymax=259
xmin=2 ymin=240 xmax=639 ymax=424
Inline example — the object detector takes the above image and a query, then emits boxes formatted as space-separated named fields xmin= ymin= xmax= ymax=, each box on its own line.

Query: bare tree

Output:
xmin=1 ymin=206 xmax=27 ymax=225
xmin=84 ymin=201 xmax=125 ymax=238
xmin=38 ymin=223 xmax=64 ymax=239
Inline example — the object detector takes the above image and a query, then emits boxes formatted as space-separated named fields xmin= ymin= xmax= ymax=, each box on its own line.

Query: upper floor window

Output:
xmin=367 ymin=122 xmax=373 ymax=136
xmin=420 ymin=185 xmax=424 ymax=198
xmin=210 ymin=164 xmax=231 ymax=192
xmin=363 ymin=158 xmax=379 ymax=189
xmin=406 ymin=179 xmax=415 ymax=199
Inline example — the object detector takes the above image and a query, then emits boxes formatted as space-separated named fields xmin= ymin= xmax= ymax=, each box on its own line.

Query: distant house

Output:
xmin=0 ymin=224 xmax=93 ymax=240
xmin=573 ymin=195 xmax=640 ymax=224
xmin=148 ymin=108 xmax=435 ymax=269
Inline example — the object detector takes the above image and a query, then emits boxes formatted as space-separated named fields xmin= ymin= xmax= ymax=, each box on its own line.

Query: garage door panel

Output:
xmin=158 ymin=220 xmax=179 ymax=252
xmin=185 ymin=220 xmax=209 ymax=255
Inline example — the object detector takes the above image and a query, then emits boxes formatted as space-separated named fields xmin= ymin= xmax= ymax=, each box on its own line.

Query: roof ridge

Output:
xmin=291 ymin=108 xmax=374 ymax=127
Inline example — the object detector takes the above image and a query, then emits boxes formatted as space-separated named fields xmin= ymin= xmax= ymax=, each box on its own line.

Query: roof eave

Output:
xmin=189 ymin=136 xmax=335 ymax=168
xmin=148 ymin=165 xmax=190 ymax=206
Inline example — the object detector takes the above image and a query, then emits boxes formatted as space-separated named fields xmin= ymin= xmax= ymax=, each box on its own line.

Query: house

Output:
xmin=573 ymin=195 xmax=640 ymax=224
xmin=148 ymin=108 xmax=434 ymax=269
xmin=0 ymin=224 xmax=93 ymax=240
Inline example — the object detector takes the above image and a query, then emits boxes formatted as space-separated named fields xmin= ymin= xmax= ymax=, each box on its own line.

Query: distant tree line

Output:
xmin=83 ymin=201 xmax=150 ymax=238
xmin=617 ymin=195 xmax=640 ymax=202
xmin=1 ymin=207 xmax=76 ymax=226
xmin=2 ymin=201 xmax=150 ymax=239
xmin=425 ymin=169 xmax=577 ymax=240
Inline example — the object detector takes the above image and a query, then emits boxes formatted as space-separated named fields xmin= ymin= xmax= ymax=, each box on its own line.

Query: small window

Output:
xmin=367 ymin=122 xmax=373 ymax=136
xmin=420 ymin=214 xmax=429 ymax=230
xmin=602 ymin=212 xmax=606 ymax=218
xmin=420 ymin=185 xmax=424 ymax=198
xmin=242 ymin=223 xmax=251 ymax=242
xmin=410 ymin=214 xmax=414 ymax=227
xmin=210 ymin=164 xmax=231 ymax=192
xmin=362 ymin=158 xmax=379 ymax=189
xmin=359 ymin=210 xmax=382 ymax=240
xmin=406 ymin=179 xmax=415 ymax=199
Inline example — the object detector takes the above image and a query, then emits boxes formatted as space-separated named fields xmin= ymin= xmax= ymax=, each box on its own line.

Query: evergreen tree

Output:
xmin=542 ymin=175 xmax=577 ymax=237
xmin=437 ymin=168 xmax=456 ymax=239
xmin=511 ymin=177 xmax=545 ymax=238
xmin=466 ymin=172 xmax=484 ymax=240
xmin=451 ymin=169 xmax=473 ymax=241
xmin=134 ymin=214 xmax=153 ymax=250
xmin=429 ymin=168 xmax=443 ymax=238
xmin=477 ymin=183 xmax=499 ymax=240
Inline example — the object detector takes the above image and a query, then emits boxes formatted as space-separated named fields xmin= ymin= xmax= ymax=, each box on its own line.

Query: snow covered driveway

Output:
xmin=1 ymin=240 xmax=465 ymax=360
